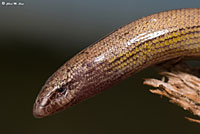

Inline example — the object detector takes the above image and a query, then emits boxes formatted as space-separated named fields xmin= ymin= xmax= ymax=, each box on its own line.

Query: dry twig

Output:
xmin=144 ymin=60 xmax=200 ymax=123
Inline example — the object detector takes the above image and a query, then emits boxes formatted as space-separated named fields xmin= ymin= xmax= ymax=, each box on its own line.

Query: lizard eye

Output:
xmin=57 ymin=87 xmax=66 ymax=93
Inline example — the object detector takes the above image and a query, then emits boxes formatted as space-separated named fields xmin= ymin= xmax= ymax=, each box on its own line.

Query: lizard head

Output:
xmin=33 ymin=63 xmax=84 ymax=118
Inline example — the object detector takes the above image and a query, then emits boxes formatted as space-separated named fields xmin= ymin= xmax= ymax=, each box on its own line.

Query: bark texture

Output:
xmin=144 ymin=60 xmax=200 ymax=123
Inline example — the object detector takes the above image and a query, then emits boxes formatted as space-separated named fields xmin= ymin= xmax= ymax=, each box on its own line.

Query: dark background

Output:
xmin=1 ymin=0 xmax=200 ymax=133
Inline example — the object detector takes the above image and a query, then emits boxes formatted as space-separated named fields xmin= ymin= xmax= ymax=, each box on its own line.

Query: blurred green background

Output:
xmin=1 ymin=0 xmax=200 ymax=133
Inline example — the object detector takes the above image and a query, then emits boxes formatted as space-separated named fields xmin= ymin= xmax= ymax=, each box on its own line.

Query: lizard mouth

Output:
xmin=33 ymin=91 xmax=72 ymax=118
xmin=33 ymin=97 xmax=50 ymax=118
xmin=33 ymin=104 xmax=45 ymax=118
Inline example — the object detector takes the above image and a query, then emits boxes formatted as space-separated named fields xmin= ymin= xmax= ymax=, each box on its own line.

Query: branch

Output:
xmin=144 ymin=60 xmax=200 ymax=124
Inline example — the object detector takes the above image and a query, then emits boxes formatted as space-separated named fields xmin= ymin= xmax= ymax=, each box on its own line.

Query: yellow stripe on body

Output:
xmin=108 ymin=26 xmax=200 ymax=72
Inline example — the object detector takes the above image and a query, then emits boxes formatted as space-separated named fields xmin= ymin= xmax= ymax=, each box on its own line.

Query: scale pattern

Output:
xmin=33 ymin=8 xmax=200 ymax=118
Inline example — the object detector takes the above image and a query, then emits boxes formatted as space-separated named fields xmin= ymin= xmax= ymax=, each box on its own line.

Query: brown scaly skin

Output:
xmin=33 ymin=8 xmax=200 ymax=118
